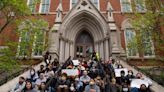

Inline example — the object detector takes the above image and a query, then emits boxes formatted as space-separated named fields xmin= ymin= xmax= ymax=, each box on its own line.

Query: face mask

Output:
xmin=30 ymin=71 xmax=35 ymax=75
xmin=123 ymin=88 xmax=128 ymax=92
xmin=128 ymin=72 xmax=132 ymax=75
xmin=70 ymin=86 xmax=75 ymax=91
xmin=119 ymin=66 xmax=122 ymax=68
xmin=89 ymin=82 xmax=95 ymax=85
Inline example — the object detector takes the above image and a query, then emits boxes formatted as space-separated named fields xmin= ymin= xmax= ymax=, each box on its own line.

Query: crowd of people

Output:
xmin=10 ymin=51 xmax=152 ymax=92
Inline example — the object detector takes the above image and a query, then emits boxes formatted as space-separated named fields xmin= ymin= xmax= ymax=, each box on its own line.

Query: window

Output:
xmin=70 ymin=0 xmax=99 ymax=9
xmin=125 ymin=29 xmax=138 ymax=57
xmin=27 ymin=0 xmax=36 ymax=13
xmin=18 ymin=31 xmax=44 ymax=57
xmin=40 ymin=0 xmax=50 ymax=13
xmin=135 ymin=0 xmax=146 ymax=12
xmin=90 ymin=0 xmax=99 ymax=9
xmin=71 ymin=0 xmax=78 ymax=8
xmin=120 ymin=0 xmax=132 ymax=12
xmin=18 ymin=31 xmax=30 ymax=56
xmin=142 ymin=32 xmax=154 ymax=57
xmin=33 ymin=31 xmax=44 ymax=56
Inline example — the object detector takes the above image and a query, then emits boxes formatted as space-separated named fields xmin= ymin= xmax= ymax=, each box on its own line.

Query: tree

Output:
xmin=17 ymin=18 xmax=49 ymax=61
xmin=128 ymin=0 xmax=164 ymax=60
xmin=0 ymin=0 xmax=40 ymax=33
xmin=0 ymin=18 xmax=48 ymax=71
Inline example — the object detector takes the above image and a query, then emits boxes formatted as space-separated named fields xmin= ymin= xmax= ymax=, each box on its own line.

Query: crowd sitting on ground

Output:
xmin=10 ymin=51 xmax=153 ymax=92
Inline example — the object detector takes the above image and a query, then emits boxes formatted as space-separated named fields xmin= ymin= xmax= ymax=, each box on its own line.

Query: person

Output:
xmin=57 ymin=74 xmax=70 ymax=92
xmin=84 ymin=79 xmax=100 ymax=92
xmin=35 ymin=73 xmax=47 ymax=88
xmin=10 ymin=76 xmax=25 ymax=92
xmin=110 ymin=78 xmax=120 ymax=92
xmin=95 ymin=76 xmax=104 ymax=92
xmin=37 ymin=65 xmax=45 ymax=76
xmin=89 ymin=64 xmax=99 ymax=79
xmin=27 ymin=68 xmax=38 ymax=83
xmin=116 ymin=70 xmax=127 ymax=85
xmin=126 ymin=70 xmax=135 ymax=85
xmin=80 ymin=70 xmax=91 ymax=86
xmin=91 ymin=51 xmax=98 ymax=61
xmin=38 ymin=82 xmax=48 ymax=92
xmin=139 ymin=84 xmax=151 ymax=92
xmin=44 ymin=51 xmax=51 ymax=65
xmin=45 ymin=64 xmax=54 ymax=79
xmin=121 ymin=83 xmax=130 ymax=92
xmin=74 ymin=77 xmax=83 ymax=92
xmin=22 ymin=80 xmax=37 ymax=92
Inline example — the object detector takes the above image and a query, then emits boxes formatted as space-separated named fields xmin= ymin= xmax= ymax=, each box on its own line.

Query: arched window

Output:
xmin=122 ymin=19 xmax=139 ymax=57
xmin=124 ymin=28 xmax=138 ymax=57
xmin=17 ymin=20 xmax=47 ymax=58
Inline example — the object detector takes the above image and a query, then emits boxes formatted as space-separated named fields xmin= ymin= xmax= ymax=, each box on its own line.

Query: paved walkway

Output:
xmin=119 ymin=59 xmax=164 ymax=92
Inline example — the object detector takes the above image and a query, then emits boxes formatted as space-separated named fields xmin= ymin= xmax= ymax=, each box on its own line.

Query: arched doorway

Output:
xmin=75 ymin=31 xmax=94 ymax=59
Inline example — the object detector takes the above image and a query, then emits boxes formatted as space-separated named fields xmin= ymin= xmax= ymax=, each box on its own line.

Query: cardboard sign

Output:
xmin=114 ymin=68 xmax=128 ymax=77
xmin=72 ymin=60 xmax=80 ymax=66
xmin=62 ymin=69 xmax=79 ymax=76
xmin=130 ymin=79 xmax=149 ymax=88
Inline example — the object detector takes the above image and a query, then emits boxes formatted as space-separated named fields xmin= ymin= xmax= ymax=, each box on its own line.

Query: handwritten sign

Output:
xmin=130 ymin=79 xmax=149 ymax=88
xmin=72 ymin=60 xmax=80 ymax=66
xmin=114 ymin=68 xmax=128 ymax=77
xmin=62 ymin=69 xmax=79 ymax=76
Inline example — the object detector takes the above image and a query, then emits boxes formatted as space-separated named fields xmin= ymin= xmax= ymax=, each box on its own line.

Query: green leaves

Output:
xmin=0 ymin=0 xmax=30 ymax=33
xmin=129 ymin=0 xmax=164 ymax=60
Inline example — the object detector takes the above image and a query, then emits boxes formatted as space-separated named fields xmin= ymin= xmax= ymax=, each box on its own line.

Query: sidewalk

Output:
xmin=119 ymin=60 xmax=164 ymax=92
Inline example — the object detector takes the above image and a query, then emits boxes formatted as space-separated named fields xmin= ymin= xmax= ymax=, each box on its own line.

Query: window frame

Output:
xmin=39 ymin=0 xmax=51 ymax=14
xmin=31 ymin=31 xmax=45 ymax=58
xmin=120 ymin=0 xmax=132 ymax=12
xmin=135 ymin=0 xmax=146 ymax=12
xmin=27 ymin=0 xmax=36 ymax=13
xmin=124 ymin=28 xmax=139 ymax=58
xmin=142 ymin=32 xmax=155 ymax=58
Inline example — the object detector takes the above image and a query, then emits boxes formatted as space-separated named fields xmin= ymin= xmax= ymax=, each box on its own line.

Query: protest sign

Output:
xmin=131 ymin=79 xmax=149 ymax=88
xmin=72 ymin=60 xmax=80 ymax=66
xmin=62 ymin=69 xmax=79 ymax=76
xmin=114 ymin=68 xmax=128 ymax=77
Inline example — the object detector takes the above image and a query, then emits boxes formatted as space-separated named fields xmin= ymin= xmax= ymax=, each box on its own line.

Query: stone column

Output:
xmin=59 ymin=39 xmax=65 ymax=63
xmin=95 ymin=42 xmax=99 ymax=53
xmin=65 ymin=41 xmax=70 ymax=60
xmin=70 ymin=42 xmax=74 ymax=59
xmin=100 ymin=41 xmax=104 ymax=60
xmin=105 ymin=39 xmax=109 ymax=61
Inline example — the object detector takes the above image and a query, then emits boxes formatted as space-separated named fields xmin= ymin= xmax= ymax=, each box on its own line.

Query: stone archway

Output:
xmin=58 ymin=11 xmax=111 ymax=62
xmin=48 ymin=0 xmax=112 ymax=62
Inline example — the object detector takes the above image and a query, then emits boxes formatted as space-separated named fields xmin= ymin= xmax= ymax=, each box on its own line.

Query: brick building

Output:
xmin=0 ymin=0 xmax=160 ymax=62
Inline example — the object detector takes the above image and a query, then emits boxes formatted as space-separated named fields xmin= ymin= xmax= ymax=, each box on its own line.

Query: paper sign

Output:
xmin=130 ymin=79 xmax=149 ymax=88
xmin=62 ymin=69 xmax=79 ymax=76
xmin=72 ymin=60 xmax=80 ymax=66
xmin=114 ymin=68 xmax=128 ymax=77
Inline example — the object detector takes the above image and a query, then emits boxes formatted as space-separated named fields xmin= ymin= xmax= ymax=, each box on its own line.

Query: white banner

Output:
xmin=114 ymin=68 xmax=128 ymax=77
xmin=72 ymin=60 xmax=80 ymax=66
xmin=131 ymin=79 xmax=149 ymax=88
xmin=62 ymin=69 xmax=79 ymax=76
